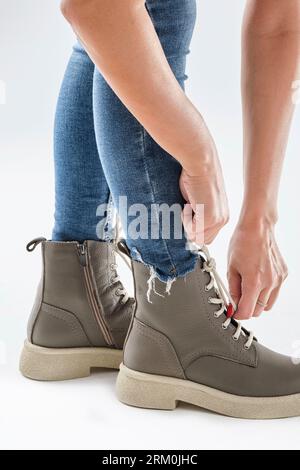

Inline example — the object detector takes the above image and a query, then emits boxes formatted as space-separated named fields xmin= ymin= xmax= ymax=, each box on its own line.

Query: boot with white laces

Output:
xmin=117 ymin=246 xmax=300 ymax=419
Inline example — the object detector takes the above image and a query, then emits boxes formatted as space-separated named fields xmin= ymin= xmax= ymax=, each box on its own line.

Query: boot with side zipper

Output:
xmin=117 ymin=246 xmax=300 ymax=419
xmin=20 ymin=237 xmax=134 ymax=381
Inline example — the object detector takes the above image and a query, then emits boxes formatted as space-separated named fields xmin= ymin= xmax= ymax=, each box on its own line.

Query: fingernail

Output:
xmin=226 ymin=303 xmax=234 ymax=318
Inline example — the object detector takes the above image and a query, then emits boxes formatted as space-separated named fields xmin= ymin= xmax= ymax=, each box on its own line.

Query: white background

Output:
xmin=1 ymin=0 xmax=300 ymax=450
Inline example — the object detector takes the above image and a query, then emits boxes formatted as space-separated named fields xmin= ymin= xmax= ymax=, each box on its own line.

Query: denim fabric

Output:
xmin=53 ymin=0 xmax=198 ymax=282
xmin=52 ymin=43 xmax=111 ymax=242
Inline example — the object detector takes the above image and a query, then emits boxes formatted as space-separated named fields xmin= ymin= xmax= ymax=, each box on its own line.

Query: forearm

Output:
xmin=240 ymin=0 xmax=300 ymax=227
xmin=61 ymin=0 xmax=215 ymax=176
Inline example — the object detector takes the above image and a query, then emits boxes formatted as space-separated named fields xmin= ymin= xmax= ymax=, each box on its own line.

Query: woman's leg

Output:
xmin=52 ymin=42 xmax=112 ymax=242
xmin=93 ymin=0 xmax=198 ymax=282
xmin=20 ymin=45 xmax=134 ymax=382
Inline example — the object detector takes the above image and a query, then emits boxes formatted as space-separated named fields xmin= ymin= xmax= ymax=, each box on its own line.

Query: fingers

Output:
xmin=235 ymin=278 xmax=288 ymax=319
xmin=182 ymin=205 xmax=228 ymax=246
xmin=252 ymin=283 xmax=283 ymax=317
xmin=236 ymin=271 xmax=288 ymax=320
xmin=227 ymin=267 xmax=241 ymax=307
xmin=204 ymin=226 xmax=222 ymax=245
xmin=182 ymin=204 xmax=195 ymax=241
xmin=182 ymin=204 xmax=205 ymax=245
xmin=231 ymin=249 xmax=288 ymax=320
xmin=253 ymin=250 xmax=288 ymax=315
xmin=252 ymin=288 xmax=272 ymax=317
xmin=227 ymin=227 xmax=289 ymax=321
xmin=265 ymin=285 xmax=281 ymax=311
xmin=204 ymin=212 xmax=229 ymax=244
xmin=234 ymin=278 xmax=261 ymax=320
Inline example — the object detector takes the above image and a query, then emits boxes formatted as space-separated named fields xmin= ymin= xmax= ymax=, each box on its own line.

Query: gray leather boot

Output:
xmin=20 ymin=237 xmax=134 ymax=381
xmin=117 ymin=247 xmax=300 ymax=419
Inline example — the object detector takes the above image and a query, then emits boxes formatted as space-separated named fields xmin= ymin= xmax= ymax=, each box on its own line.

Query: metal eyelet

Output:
xmin=222 ymin=323 xmax=228 ymax=330
xmin=232 ymin=335 xmax=239 ymax=342
xmin=208 ymin=297 xmax=213 ymax=304
xmin=205 ymin=285 xmax=210 ymax=292
xmin=244 ymin=344 xmax=250 ymax=350
xmin=213 ymin=312 xmax=219 ymax=318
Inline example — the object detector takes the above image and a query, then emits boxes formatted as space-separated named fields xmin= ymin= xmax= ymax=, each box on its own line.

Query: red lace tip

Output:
xmin=227 ymin=303 xmax=234 ymax=318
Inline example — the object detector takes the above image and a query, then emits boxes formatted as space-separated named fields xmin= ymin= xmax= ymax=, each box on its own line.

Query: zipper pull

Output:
xmin=77 ymin=243 xmax=87 ymax=266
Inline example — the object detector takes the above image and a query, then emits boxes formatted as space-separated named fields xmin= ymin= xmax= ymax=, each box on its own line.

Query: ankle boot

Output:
xmin=117 ymin=247 xmax=300 ymax=419
xmin=20 ymin=237 xmax=134 ymax=381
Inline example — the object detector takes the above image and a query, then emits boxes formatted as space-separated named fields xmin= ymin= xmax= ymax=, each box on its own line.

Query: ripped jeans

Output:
xmin=52 ymin=0 xmax=198 ymax=282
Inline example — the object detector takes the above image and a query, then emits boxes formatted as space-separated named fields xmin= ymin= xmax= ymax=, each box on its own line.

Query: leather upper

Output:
xmin=28 ymin=240 xmax=134 ymax=349
xmin=124 ymin=258 xmax=300 ymax=397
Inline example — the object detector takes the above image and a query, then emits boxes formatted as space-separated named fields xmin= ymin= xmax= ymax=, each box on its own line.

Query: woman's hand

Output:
xmin=180 ymin=141 xmax=229 ymax=245
xmin=227 ymin=221 xmax=288 ymax=320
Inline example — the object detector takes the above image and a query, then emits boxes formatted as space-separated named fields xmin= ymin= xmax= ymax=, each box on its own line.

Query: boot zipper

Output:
xmin=78 ymin=243 xmax=114 ymax=347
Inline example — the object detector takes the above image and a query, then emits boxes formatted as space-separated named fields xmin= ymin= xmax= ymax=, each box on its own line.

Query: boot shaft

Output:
xmin=27 ymin=239 xmax=133 ymax=349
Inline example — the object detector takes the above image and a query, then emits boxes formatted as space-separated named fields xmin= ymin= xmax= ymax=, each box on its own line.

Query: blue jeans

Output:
xmin=53 ymin=0 xmax=198 ymax=282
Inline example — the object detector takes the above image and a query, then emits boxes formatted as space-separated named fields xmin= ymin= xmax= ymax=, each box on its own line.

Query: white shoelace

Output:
xmin=201 ymin=245 xmax=254 ymax=350
xmin=112 ymin=218 xmax=254 ymax=350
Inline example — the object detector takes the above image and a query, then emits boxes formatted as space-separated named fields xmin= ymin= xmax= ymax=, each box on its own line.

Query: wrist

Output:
xmin=239 ymin=186 xmax=279 ymax=227
xmin=183 ymin=161 xmax=217 ymax=178
xmin=182 ymin=123 xmax=220 ymax=177
xmin=182 ymin=147 xmax=220 ymax=178
xmin=238 ymin=205 xmax=278 ymax=232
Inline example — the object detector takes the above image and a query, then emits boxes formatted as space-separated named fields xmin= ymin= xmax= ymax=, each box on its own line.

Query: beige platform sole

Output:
xmin=20 ymin=340 xmax=123 ymax=381
xmin=117 ymin=364 xmax=300 ymax=419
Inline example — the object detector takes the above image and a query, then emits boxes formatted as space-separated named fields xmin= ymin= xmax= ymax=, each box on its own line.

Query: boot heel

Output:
xmin=116 ymin=364 xmax=178 ymax=410
xmin=20 ymin=340 xmax=122 ymax=381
